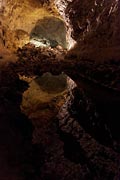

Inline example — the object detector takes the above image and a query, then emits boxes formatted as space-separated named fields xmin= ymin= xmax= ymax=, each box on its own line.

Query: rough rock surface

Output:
xmin=54 ymin=0 xmax=76 ymax=49
xmin=0 ymin=44 xmax=120 ymax=179
xmin=0 ymin=0 xmax=120 ymax=179
xmin=20 ymin=73 xmax=76 ymax=144
xmin=68 ymin=0 xmax=120 ymax=61
xmin=0 ymin=46 xmax=120 ymax=179
xmin=1 ymin=0 xmax=120 ymax=55
xmin=0 ymin=0 xmax=60 ymax=50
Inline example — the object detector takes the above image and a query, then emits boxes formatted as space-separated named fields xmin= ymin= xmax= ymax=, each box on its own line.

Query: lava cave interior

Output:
xmin=0 ymin=0 xmax=120 ymax=179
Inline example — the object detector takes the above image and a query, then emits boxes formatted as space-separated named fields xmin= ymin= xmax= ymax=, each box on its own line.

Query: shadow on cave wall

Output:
xmin=30 ymin=16 xmax=67 ymax=48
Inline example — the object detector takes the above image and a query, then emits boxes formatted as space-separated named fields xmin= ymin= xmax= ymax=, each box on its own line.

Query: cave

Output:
xmin=0 ymin=0 xmax=120 ymax=179
xmin=30 ymin=16 xmax=67 ymax=48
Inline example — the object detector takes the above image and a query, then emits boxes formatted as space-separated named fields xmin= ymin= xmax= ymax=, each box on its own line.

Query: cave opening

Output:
xmin=30 ymin=16 xmax=67 ymax=49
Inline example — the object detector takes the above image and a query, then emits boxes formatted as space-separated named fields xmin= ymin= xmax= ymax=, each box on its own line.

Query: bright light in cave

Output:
xmin=67 ymin=38 xmax=77 ymax=50
xmin=30 ymin=38 xmax=76 ymax=50
xmin=30 ymin=37 xmax=77 ymax=49
xmin=30 ymin=38 xmax=50 ymax=48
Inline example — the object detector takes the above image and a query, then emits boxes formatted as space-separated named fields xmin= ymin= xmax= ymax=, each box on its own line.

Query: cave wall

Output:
xmin=54 ymin=0 xmax=77 ymax=50
xmin=0 ymin=0 xmax=61 ymax=50
xmin=1 ymin=0 xmax=120 ymax=60
xmin=65 ymin=0 xmax=120 ymax=46
xmin=55 ymin=0 xmax=120 ymax=61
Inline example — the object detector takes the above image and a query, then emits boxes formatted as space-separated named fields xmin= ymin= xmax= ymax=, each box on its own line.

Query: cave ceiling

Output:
xmin=0 ymin=0 xmax=120 ymax=59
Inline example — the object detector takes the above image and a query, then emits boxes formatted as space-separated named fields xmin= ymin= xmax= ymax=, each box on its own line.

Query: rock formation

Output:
xmin=65 ymin=0 xmax=120 ymax=61
xmin=0 ymin=0 xmax=120 ymax=179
